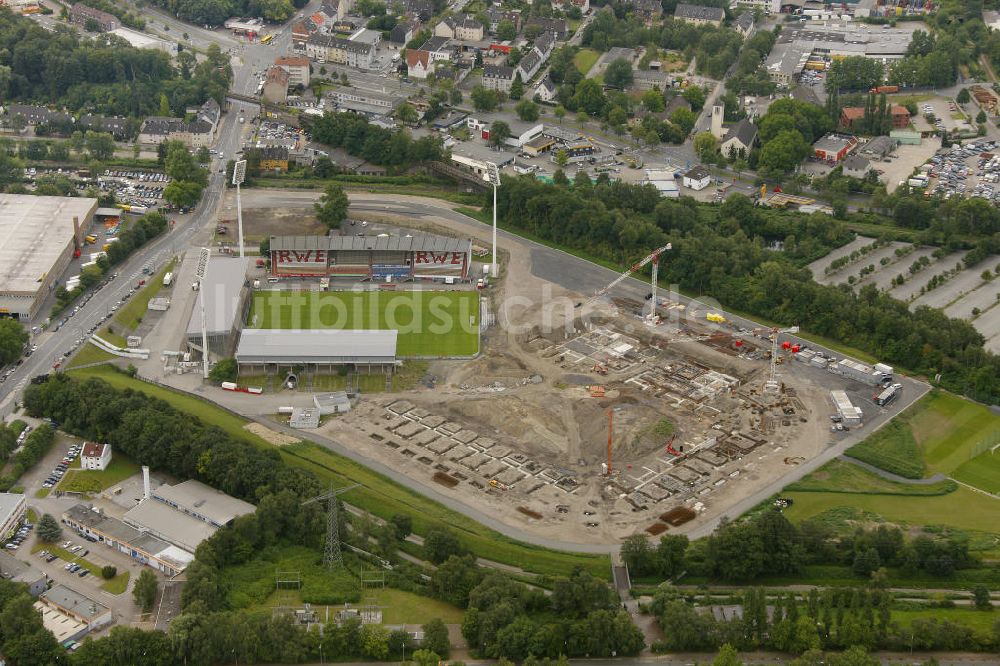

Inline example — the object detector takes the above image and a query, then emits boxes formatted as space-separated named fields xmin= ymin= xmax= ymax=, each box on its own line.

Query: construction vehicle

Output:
xmin=763 ymin=326 xmax=800 ymax=393
xmin=489 ymin=479 xmax=508 ymax=491
xmin=706 ymin=312 xmax=726 ymax=323
xmin=575 ymin=243 xmax=672 ymax=324
xmin=592 ymin=362 xmax=608 ymax=375
xmin=665 ymin=434 xmax=680 ymax=456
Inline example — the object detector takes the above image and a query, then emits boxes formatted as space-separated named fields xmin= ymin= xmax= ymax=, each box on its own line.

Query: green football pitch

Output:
xmin=247 ymin=290 xmax=480 ymax=357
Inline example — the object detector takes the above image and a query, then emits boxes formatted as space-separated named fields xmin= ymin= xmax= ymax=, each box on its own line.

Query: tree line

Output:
xmin=0 ymin=12 xmax=231 ymax=121
xmin=144 ymin=0 xmax=308 ymax=26
xmin=492 ymin=172 xmax=1000 ymax=404
xmin=306 ymin=112 xmax=446 ymax=171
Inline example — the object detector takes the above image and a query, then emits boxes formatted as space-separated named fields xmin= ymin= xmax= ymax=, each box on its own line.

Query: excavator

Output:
xmin=665 ymin=434 xmax=680 ymax=457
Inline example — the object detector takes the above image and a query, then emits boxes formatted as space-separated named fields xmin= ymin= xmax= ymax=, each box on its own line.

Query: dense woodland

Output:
xmin=0 ymin=11 xmax=230 ymax=120
xmin=305 ymin=112 xmax=447 ymax=169
xmin=145 ymin=0 xmax=307 ymax=25
xmin=492 ymin=175 xmax=1000 ymax=403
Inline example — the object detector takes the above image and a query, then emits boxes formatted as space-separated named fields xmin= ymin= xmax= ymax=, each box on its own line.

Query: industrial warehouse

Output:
xmin=0 ymin=194 xmax=97 ymax=320
xmin=268 ymin=233 xmax=473 ymax=280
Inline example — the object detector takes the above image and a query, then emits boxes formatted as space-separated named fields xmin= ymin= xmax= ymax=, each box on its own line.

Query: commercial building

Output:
xmin=263 ymin=66 xmax=290 ymax=104
xmin=859 ymin=135 xmax=897 ymax=159
xmin=832 ymin=357 xmax=889 ymax=386
xmin=329 ymin=87 xmax=404 ymax=117
xmin=314 ymin=391 xmax=353 ymax=414
xmin=269 ymin=233 xmax=472 ymax=279
xmin=682 ymin=165 xmax=712 ymax=190
xmin=63 ymin=504 xmax=194 ymax=576
xmin=523 ymin=134 xmax=556 ymax=156
xmin=840 ymin=105 xmax=911 ymax=131
xmin=450 ymin=142 xmax=515 ymax=175
xmin=237 ymin=329 xmax=398 ymax=372
xmin=765 ymin=23 xmax=913 ymax=85
xmin=733 ymin=0 xmax=779 ymax=14
xmin=0 ymin=194 xmax=96 ymax=320
xmin=644 ymin=169 xmax=680 ymax=198
xmin=0 ymin=492 xmax=26 ymax=540
xmin=70 ymin=3 xmax=119 ymax=31
xmin=813 ymin=133 xmax=859 ymax=162
xmin=36 ymin=585 xmax=112 ymax=643
xmin=80 ymin=442 xmax=111 ymax=471
xmin=633 ymin=69 xmax=673 ymax=91
xmin=0 ymin=550 xmax=47 ymax=596
xmin=109 ymin=27 xmax=178 ymax=56
xmin=186 ymin=257 xmax=250 ymax=360
xmin=673 ymin=3 xmax=724 ymax=26
xmin=831 ymin=390 xmax=863 ymax=425
xmin=123 ymin=479 xmax=255 ymax=552
xmin=275 ymin=55 xmax=311 ymax=87
xmin=257 ymin=146 xmax=290 ymax=172
xmin=842 ymin=154 xmax=871 ymax=178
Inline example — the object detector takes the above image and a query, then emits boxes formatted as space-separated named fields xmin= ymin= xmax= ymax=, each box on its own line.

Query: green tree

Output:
xmin=973 ymin=585 xmax=993 ymax=610
xmin=84 ymin=131 xmax=115 ymax=161
xmin=555 ymin=149 xmax=569 ymax=167
xmin=555 ymin=104 xmax=566 ymax=123
xmin=621 ymin=534 xmax=653 ymax=576
xmin=396 ymin=102 xmax=419 ymax=124
xmin=694 ymin=131 xmax=718 ymax=162
xmin=390 ymin=513 xmax=412 ymax=539
xmin=133 ymin=568 xmax=159 ymax=613
xmin=553 ymin=169 xmax=569 ymax=185
xmin=510 ymin=74 xmax=524 ymax=100
xmin=714 ymin=644 xmax=742 ymax=666
xmin=208 ymin=358 xmax=238 ymax=383
xmin=422 ymin=618 xmax=450 ymax=658
xmin=158 ymin=93 xmax=171 ymax=116
xmin=642 ymin=89 xmax=665 ymax=113
xmin=411 ymin=649 xmax=441 ymax=666
xmin=471 ymin=86 xmax=500 ymax=111
xmin=496 ymin=19 xmax=516 ymax=41
xmin=977 ymin=110 xmax=988 ymax=124
xmin=101 ymin=565 xmax=117 ymax=579
xmin=361 ymin=624 xmax=390 ymax=659
xmin=573 ymin=78 xmax=607 ymax=116
xmin=163 ymin=180 xmax=204 ymax=208
xmin=488 ymin=120 xmax=512 ymax=148
xmin=37 ymin=513 xmax=61 ymax=542
xmin=604 ymin=58 xmax=634 ymax=89
xmin=515 ymin=98 xmax=539 ymax=121
xmin=314 ymin=182 xmax=349 ymax=229
xmin=424 ymin=527 xmax=464 ymax=564
xmin=683 ymin=85 xmax=706 ymax=111
xmin=164 ymin=140 xmax=207 ymax=185
xmin=0 ymin=319 xmax=27 ymax=366
xmin=956 ymin=87 xmax=971 ymax=104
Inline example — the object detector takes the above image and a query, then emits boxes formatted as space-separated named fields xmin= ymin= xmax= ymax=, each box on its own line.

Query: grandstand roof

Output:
xmin=236 ymin=329 xmax=398 ymax=365
xmin=270 ymin=234 xmax=470 ymax=253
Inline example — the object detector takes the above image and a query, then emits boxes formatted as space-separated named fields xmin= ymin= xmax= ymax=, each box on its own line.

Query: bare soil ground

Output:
xmin=230 ymin=207 xmax=326 ymax=244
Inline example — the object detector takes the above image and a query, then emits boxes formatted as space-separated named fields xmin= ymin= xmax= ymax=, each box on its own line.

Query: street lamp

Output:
xmin=484 ymin=161 xmax=501 ymax=279
xmin=233 ymin=159 xmax=247 ymax=258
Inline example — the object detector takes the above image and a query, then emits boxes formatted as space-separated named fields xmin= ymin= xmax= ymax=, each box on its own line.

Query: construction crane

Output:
xmin=302 ymin=483 xmax=360 ymax=569
xmin=575 ymin=243 xmax=672 ymax=322
xmin=763 ymin=326 xmax=800 ymax=393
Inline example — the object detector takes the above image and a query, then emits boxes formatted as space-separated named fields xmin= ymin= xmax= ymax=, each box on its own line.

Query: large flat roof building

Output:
xmin=0 ymin=195 xmax=96 ymax=320
xmin=0 ymin=492 xmax=26 ymax=540
xmin=186 ymin=257 xmax=251 ymax=360
xmin=765 ymin=23 xmax=913 ymax=85
xmin=151 ymin=479 xmax=256 ymax=528
xmin=237 ymin=329 xmax=398 ymax=371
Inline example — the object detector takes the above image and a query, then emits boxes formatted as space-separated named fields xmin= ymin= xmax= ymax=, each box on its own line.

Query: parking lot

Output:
xmin=924 ymin=138 xmax=1000 ymax=202
xmin=97 ymin=170 xmax=170 ymax=211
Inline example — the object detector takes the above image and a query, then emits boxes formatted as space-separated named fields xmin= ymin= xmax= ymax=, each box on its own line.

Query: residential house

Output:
xmin=406 ymin=49 xmax=435 ymax=79
xmin=720 ymin=118 xmax=757 ymax=158
xmin=137 ymin=99 xmax=219 ymax=148
xmin=842 ymin=154 xmax=871 ymax=178
xmin=305 ymin=33 xmax=374 ymax=68
xmin=734 ymin=12 xmax=754 ymax=38
xmin=682 ymin=165 xmax=712 ymax=190
xmin=732 ymin=0 xmax=780 ymax=13
xmin=485 ymin=8 xmax=519 ymax=34
xmin=517 ymin=49 xmax=543 ymax=81
xmin=291 ymin=21 xmax=311 ymax=50
xmin=6 ymin=105 xmax=72 ymax=128
xmin=535 ymin=75 xmax=557 ymax=102
xmin=633 ymin=69 xmax=673 ymax=91
xmin=403 ymin=0 xmax=435 ymax=21
xmin=262 ymin=66 xmax=290 ymax=104
xmin=77 ymin=114 xmax=130 ymax=139
xmin=275 ymin=55 xmax=311 ymax=87
xmin=435 ymin=14 xmax=484 ymax=41
xmin=482 ymin=64 xmax=515 ymax=92
xmin=533 ymin=31 xmax=556 ymax=59
xmin=525 ymin=17 xmax=568 ymax=40
xmin=321 ymin=0 xmax=352 ymax=20
xmin=627 ymin=0 xmax=662 ymax=24
xmin=555 ymin=0 xmax=590 ymax=12
xmin=674 ymin=3 xmax=725 ymax=26
xmin=81 ymin=442 xmax=111 ymax=471
xmin=390 ymin=20 xmax=418 ymax=44
xmin=257 ymin=147 xmax=290 ymax=172
xmin=70 ymin=3 xmax=119 ymax=31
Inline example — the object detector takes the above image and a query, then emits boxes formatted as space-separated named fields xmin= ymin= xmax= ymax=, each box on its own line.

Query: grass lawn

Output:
xmin=223 ymin=545 xmax=361 ymax=608
xmin=574 ymin=48 xmax=600 ymax=76
xmin=27 ymin=508 xmax=37 ymax=523
xmin=782 ymin=486 xmax=1000 ymax=534
xmin=115 ymin=259 xmax=177 ymax=331
xmin=378 ymin=588 xmax=464 ymax=624
xmin=247 ymin=290 xmax=480 ymax=357
xmin=67 ymin=343 xmax=116 ymax=369
xmin=34 ymin=488 xmax=50 ymax=498
xmin=785 ymin=459 xmax=957 ymax=496
xmin=953 ymin=450 xmax=1000 ymax=494
xmin=31 ymin=543 xmax=130 ymax=594
xmin=910 ymin=391 xmax=1000 ymax=475
xmin=99 ymin=327 xmax=128 ymax=349
xmin=892 ymin=608 xmax=997 ymax=638
xmin=58 ymin=454 xmax=140 ymax=494
xmin=845 ymin=418 xmax=924 ymax=479
xmin=67 ymin=365 xmax=609 ymax=578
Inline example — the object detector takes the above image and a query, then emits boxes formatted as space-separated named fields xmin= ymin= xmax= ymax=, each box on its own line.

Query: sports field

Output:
xmin=247 ymin=290 xmax=480 ymax=357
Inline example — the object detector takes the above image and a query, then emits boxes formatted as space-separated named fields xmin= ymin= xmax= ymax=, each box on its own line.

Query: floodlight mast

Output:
xmin=484 ymin=162 xmax=501 ymax=279
xmin=196 ymin=248 xmax=211 ymax=379
xmin=233 ymin=159 xmax=247 ymax=258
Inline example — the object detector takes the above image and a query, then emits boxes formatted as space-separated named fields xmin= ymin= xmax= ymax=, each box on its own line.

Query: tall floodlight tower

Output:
xmin=233 ymin=159 xmax=247 ymax=258
xmin=196 ymin=248 xmax=211 ymax=379
xmin=484 ymin=162 xmax=501 ymax=279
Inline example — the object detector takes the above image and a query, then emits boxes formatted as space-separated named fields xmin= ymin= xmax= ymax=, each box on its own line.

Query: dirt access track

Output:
xmin=230 ymin=189 xmax=930 ymax=546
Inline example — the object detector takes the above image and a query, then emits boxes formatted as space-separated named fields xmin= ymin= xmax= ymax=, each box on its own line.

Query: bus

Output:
xmin=261 ymin=34 xmax=274 ymax=44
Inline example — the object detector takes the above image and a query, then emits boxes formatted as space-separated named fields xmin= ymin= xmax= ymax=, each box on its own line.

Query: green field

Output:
xmin=58 ymin=454 xmax=140 ymax=494
xmin=247 ymin=290 xmax=480 ymax=357
xmin=573 ymin=48 xmax=600 ymax=75
xmin=378 ymin=588 xmax=464 ymax=624
xmin=846 ymin=391 xmax=1000 ymax=488
xmin=223 ymin=545 xmax=361 ymax=608
xmin=785 ymin=459 xmax=956 ymax=496
xmin=891 ymin=608 xmax=998 ymax=638
xmin=68 ymin=365 xmax=609 ymax=578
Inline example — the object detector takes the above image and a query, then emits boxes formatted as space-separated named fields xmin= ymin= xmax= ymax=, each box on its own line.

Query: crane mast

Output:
xmin=576 ymin=243 xmax=672 ymax=314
